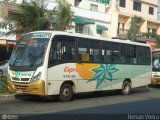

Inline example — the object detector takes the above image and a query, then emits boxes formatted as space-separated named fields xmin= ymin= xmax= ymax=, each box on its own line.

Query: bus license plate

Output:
xmin=16 ymin=89 xmax=23 ymax=94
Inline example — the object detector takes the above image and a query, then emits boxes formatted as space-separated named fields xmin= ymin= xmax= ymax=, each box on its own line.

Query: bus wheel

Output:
xmin=122 ymin=81 xmax=131 ymax=95
xmin=59 ymin=83 xmax=73 ymax=102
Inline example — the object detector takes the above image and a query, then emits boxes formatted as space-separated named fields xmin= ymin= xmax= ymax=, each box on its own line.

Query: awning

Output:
xmin=74 ymin=17 xmax=95 ymax=25
xmin=96 ymin=24 xmax=108 ymax=31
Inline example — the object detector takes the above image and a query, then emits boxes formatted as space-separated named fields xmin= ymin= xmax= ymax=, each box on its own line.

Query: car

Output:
xmin=0 ymin=60 xmax=9 ymax=77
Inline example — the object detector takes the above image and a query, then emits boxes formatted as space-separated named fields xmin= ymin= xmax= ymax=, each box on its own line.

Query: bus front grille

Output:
xmin=12 ymin=83 xmax=28 ymax=92
xmin=12 ymin=77 xmax=30 ymax=82
xmin=14 ymin=85 xmax=27 ymax=92
xmin=21 ymin=78 xmax=30 ymax=82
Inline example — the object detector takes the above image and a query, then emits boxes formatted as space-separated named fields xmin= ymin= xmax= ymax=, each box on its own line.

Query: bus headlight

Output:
xmin=31 ymin=72 xmax=42 ymax=82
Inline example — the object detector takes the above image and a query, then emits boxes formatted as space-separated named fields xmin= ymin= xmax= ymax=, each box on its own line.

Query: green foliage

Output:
xmin=8 ymin=1 xmax=49 ymax=34
xmin=7 ymin=0 xmax=73 ymax=33
xmin=51 ymin=0 xmax=74 ymax=31
xmin=155 ymin=35 xmax=160 ymax=48
xmin=0 ymin=77 xmax=12 ymax=95
xmin=127 ymin=16 xmax=141 ymax=41
xmin=146 ymin=32 xmax=157 ymax=39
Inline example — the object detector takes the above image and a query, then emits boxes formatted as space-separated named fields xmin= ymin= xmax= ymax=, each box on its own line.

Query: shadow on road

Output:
xmin=21 ymin=97 xmax=160 ymax=120
xmin=148 ymin=84 xmax=160 ymax=88
xmin=14 ymin=86 xmax=149 ymax=103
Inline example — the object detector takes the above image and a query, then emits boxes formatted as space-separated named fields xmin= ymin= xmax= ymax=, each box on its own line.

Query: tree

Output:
xmin=50 ymin=0 xmax=74 ymax=31
xmin=7 ymin=0 xmax=73 ymax=33
xmin=7 ymin=0 xmax=73 ymax=34
xmin=127 ymin=16 xmax=141 ymax=41
xmin=7 ymin=1 xmax=49 ymax=34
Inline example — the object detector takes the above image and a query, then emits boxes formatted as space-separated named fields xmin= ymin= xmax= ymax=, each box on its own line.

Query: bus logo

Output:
xmin=64 ymin=67 xmax=86 ymax=73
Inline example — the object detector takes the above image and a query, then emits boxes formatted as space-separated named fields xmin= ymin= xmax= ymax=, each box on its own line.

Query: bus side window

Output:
xmin=77 ymin=38 xmax=90 ymax=62
xmin=137 ymin=47 xmax=151 ymax=65
xmin=121 ymin=44 xmax=131 ymax=64
xmin=90 ymin=40 xmax=102 ymax=63
xmin=49 ymin=41 xmax=58 ymax=64
xmin=49 ymin=36 xmax=76 ymax=65
xmin=130 ymin=46 xmax=137 ymax=64
xmin=110 ymin=42 xmax=121 ymax=64
xmin=145 ymin=48 xmax=151 ymax=65
xmin=102 ymin=41 xmax=111 ymax=63
xmin=137 ymin=46 xmax=145 ymax=65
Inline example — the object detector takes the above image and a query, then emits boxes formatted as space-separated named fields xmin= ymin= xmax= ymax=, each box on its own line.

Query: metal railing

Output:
xmin=117 ymin=28 xmax=148 ymax=41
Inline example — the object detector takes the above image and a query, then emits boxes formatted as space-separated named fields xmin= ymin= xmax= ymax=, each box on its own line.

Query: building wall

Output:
xmin=68 ymin=0 xmax=111 ymax=38
xmin=108 ymin=0 xmax=160 ymax=40
xmin=119 ymin=0 xmax=158 ymax=20
xmin=73 ymin=0 xmax=106 ymax=13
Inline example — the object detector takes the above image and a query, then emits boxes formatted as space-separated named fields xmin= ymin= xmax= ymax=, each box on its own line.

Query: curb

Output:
xmin=0 ymin=94 xmax=15 ymax=98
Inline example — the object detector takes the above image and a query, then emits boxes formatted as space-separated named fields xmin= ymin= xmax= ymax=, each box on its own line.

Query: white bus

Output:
xmin=7 ymin=31 xmax=152 ymax=101
xmin=152 ymin=49 xmax=160 ymax=84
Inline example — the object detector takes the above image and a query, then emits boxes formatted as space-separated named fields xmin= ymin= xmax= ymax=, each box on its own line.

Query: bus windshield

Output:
xmin=9 ymin=32 xmax=51 ymax=70
xmin=152 ymin=51 xmax=160 ymax=71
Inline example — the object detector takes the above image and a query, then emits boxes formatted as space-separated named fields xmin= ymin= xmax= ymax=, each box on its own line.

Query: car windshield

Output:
xmin=9 ymin=32 xmax=51 ymax=70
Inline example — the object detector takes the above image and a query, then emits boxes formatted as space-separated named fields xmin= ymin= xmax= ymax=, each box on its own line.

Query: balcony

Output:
xmin=116 ymin=28 xmax=147 ymax=42
xmin=117 ymin=28 xmax=128 ymax=40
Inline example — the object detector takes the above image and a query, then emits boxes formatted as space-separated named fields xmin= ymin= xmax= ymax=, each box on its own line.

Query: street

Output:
xmin=0 ymin=86 xmax=160 ymax=119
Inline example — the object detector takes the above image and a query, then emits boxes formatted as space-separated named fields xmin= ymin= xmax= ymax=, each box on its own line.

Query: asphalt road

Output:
xmin=0 ymin=86 xmax=160 ymax=120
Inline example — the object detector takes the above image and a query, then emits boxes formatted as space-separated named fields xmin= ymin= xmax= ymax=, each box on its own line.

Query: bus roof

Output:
xmin=28 ymin=31 xmax=150 ymax=47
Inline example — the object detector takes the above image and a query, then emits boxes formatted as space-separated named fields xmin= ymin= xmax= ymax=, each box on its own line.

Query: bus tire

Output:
xmin=122 ymin=81 xmax=131 ymax=95
xmin=59 ymin=83 xmax=73 ymax=102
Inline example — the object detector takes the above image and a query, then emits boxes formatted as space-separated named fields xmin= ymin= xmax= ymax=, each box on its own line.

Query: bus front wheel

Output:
xmin=59 ymin=83 xmax=73 ymax=102
xmin=121 ymin=81 xmax=131 ymax=95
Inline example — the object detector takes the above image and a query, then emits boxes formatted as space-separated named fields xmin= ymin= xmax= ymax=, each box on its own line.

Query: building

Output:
xmin=0 ymin=0 xmax=160 ymax=53
xmin=42 ymin=0 xmax=112 ymax=38
xmin=107 ymin=0 xmax=160 ymax=49
xmin=69 ymin=0 xmax=111 ymax=38
xmin=0 ymin=1 xmax=19 ymax=61
xmin=45 ymin=0 xmax=160 ymax=49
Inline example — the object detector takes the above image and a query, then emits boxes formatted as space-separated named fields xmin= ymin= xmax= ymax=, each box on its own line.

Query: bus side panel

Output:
xmin=89 ymin=64 xmax=151 ymax=91
xmin=47 ymin=63 xmax=91 ymax=95
xmin=47 ymin=63 xmax=151 ymax=95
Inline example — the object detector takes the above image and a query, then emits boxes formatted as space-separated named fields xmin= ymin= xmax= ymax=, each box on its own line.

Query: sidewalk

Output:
xmin=0 ymin=77 xmax=15 ymax=98
xmin=0 ymin=93 xmax=15 ymax=98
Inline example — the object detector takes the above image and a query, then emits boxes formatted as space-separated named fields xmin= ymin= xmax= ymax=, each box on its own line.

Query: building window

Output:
xmin=97 ymin=30 xmax=102 ymax=34
xmin=149 ymin=7 xmax=154 ymax=15
xmin=74 ymin=0 xmax=81 ymax=7
xmin=152 ymin=29 xmax=157 ymax=34
xmin=119 ymin=0 xmax=126 ymax=8
xmin=148 ymin=28 xmax=151 ymax=32
xmin=75 ymin=24 xmax=83 ymax=33
xmin=90 ymin=4 xmax=98 ymax=12
xmin=133 ymin=1 xmax=141 ymax=12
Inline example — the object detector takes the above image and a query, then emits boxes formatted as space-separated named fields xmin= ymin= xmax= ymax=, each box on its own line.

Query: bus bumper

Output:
xmin=151 ymin=77 xmax=160 ymax=85
xmin=7 ymin=77 xmax=45 ymax=96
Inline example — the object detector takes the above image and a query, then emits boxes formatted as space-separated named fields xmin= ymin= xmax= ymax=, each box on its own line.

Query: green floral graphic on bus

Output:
xmin=88 ymin=64 xmax=119 ymax=89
